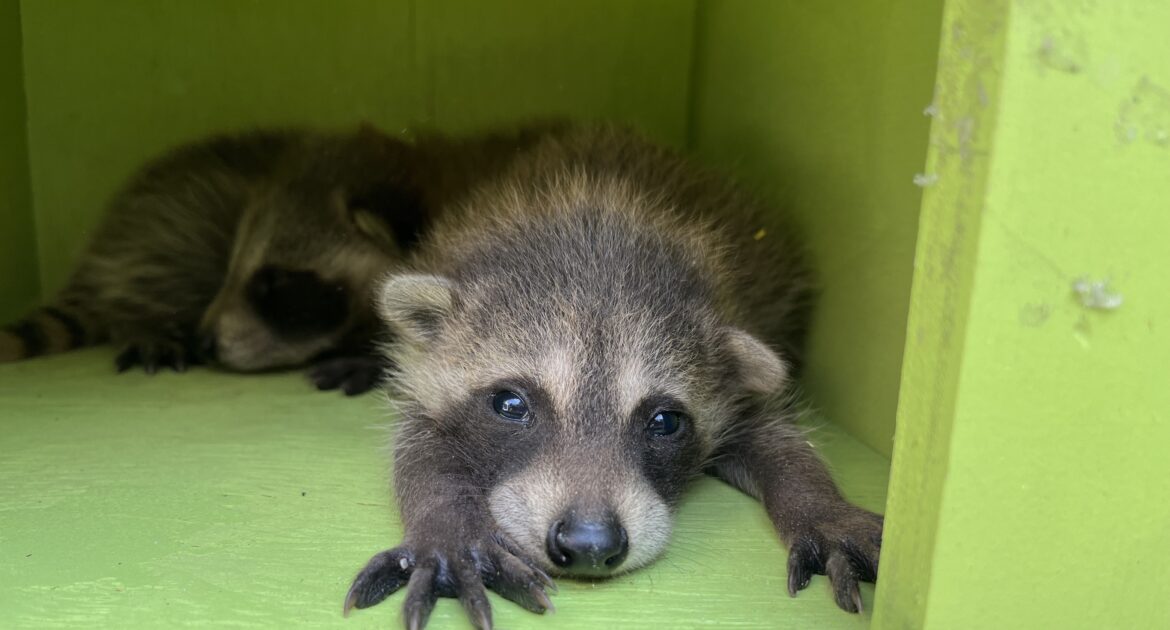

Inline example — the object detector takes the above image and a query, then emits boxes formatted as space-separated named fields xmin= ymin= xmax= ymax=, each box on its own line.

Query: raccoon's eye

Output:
xmin=492 ymin=390 xmax=530 ymax=423
xmin=647 ymin=410 xmax=684 ymax=436
xmin=247 ymin=265 xmax=349 ymax=338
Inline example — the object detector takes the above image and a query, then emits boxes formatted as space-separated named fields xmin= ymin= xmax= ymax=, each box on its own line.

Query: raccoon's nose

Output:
xmin=547 ymin=514 xmax=629 ymax=573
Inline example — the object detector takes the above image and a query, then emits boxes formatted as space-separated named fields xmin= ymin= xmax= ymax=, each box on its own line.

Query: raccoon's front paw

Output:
xmin=307 ymin=355 xmax=386 ymax=396
xmin=115 ymin=336 xmax=196 ymax=374
xmin=344 ymin=535 xmax=556 ymax=630
xmin=786 ymin=506 xmax=883 ymax=613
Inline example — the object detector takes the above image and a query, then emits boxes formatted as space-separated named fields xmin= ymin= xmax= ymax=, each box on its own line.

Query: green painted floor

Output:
xmin=0 ymin=350 xmax=889 ymax=629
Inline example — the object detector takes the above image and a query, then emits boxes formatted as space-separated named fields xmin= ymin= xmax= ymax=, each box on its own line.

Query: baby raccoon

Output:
xmin=345 ymin=124 xmax=884 ymax=628
xmin=0 ymin=123 xmax=552 ymax=394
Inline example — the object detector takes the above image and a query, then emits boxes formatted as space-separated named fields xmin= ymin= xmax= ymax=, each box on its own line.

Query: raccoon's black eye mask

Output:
xmin=247 ymin=265 xmax=349 ymax=338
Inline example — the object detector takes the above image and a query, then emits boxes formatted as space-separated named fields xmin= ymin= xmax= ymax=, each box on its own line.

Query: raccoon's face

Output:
xmin=201 ymin=182 xmax=418 ymax=372
xmin=204 ymin=262 xmax=357 ymax=371
xmin=378 ymin=258 xmax=788 ymax=576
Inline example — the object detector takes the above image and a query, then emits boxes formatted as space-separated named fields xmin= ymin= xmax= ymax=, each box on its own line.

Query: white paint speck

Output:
xmin=913 ymin=173 xmax=939 ymax=187
xmin=1072 ymin=277 xmax=1123 ymax=310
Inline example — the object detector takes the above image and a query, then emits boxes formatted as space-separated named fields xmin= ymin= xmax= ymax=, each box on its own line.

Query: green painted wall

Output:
xmin=417 ymin=1 xmax=694 ymax=139
xmin=18 ymin=0 xmax=695 ymax=296
xmin=877 ymin=0 xmax=1170 ymax=627
xmin=0 ymin=0 xmax=38 ymax=322
xmin=689 ymin=0 xmax=944 ymax=457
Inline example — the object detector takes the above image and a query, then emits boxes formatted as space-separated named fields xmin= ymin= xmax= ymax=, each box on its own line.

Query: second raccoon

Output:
xmin=0 ymin=124 xmax=550 ymax=394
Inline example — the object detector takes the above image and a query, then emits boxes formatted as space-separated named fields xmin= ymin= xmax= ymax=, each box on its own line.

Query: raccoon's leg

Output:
xmin=91 ymin=287 xmax=206 ymax=374
xmin=111 ymin=321 xmax=201 ymax=374
xmin=83 ymin=260 xmax=222 ymax=374
xmin=345 ymin=426 xmax=555 ymax=630
xmin=308 ymin=329 xmax=394 ymax=395
xmin=306 ymin=353 xmax=386 ymax=396
xmin=88 ymin=288 xmax=207 ymax=375
xmin=711 ymin=411 xmax=883 ymax=613
xmin=72 ymin=163 xmax=240 ymax=374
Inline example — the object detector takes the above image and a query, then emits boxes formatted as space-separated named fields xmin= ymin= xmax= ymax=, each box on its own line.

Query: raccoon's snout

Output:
xmin=546 ymin=513 xmax=629 ymax=574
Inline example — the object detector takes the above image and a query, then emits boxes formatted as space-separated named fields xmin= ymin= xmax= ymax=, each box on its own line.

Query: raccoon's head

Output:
xmin=202 ymin=128 xmax=428 ymax=371
xmin=377 ymin=205 xmax=789 ymax=577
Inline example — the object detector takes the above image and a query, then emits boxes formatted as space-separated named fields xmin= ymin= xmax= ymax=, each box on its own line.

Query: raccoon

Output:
xmin=0 ymin=126 xmax=420 ymax=393
xmin=0 ymin=123 xmax=554 ymax=394
xmin=345 ymin=124 xmax=884 ymax=628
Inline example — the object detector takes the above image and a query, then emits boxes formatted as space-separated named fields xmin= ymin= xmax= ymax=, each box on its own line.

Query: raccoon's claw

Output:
xmin=785 ymin=507 xmax=883 ymax=613
xmin=115 ymin=337 xmax=193 ymax=374
xmin=481 ymin=543 xmax=557 ymax=614
xmin=344 ymin=548 xmax=415 ymax=614
xmin=308 ymin=355 xmax=385 ymax=396
xmin=402 ymin=562 xmax=439 ymax=630
xmin=345 ymin=537 xmax=555 ymax=629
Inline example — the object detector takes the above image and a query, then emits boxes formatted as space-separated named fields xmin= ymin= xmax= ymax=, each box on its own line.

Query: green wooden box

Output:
xmin=1 ymin=1 xmax=1166 ymax=628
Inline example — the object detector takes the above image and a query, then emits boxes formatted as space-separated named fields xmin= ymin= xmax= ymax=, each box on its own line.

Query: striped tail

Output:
xmin=0 ymin=305 xmax=99 ymax=362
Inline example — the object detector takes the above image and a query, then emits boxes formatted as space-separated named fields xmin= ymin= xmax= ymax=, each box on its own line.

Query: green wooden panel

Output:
xmin=419 ymin=0 xmax=696 ymax=146
xmin=0 ymin=351 xmax=889 ymax=628
xmin=19 ymin=0 xmax=417 ymax=296
xmin=0 ymin=0 xmax=38 ymax=321
xmin=920 ymin=1 xmax=1170 ymax=627
xmin=878 ymin=1 xmax=1170 ymax=628
xmin=689 ymin=0 xmax=944 ymax=457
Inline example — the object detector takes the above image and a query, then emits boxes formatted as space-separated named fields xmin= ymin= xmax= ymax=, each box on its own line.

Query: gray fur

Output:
xmin=1 ymin=123 xmax=558 ymax=393
xmin=2 ymin=128 xmax=395 ymax=375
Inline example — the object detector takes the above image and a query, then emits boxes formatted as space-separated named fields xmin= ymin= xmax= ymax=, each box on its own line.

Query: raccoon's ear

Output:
xmin=377 ymin=273 xmax=456 ymax=345
xmin=724 ymin=328 xmax=790 ymax=396
xmin=344 ymin=183 xmax=428 ymax=254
